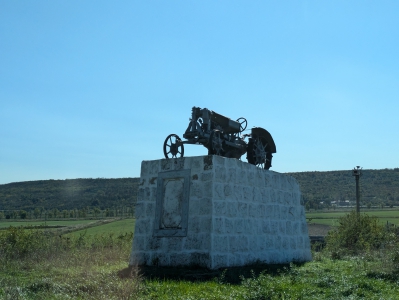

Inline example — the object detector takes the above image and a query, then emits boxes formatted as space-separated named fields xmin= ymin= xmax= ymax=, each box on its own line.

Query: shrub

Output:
xmin=0 ymin=226 xmax=50 ymax=259
xmin=326 ymin=210 xmax=396 ymax=256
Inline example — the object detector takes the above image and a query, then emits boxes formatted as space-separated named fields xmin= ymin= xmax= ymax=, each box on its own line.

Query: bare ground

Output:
xmin=307 ymin=223 xmax=332 ymax=237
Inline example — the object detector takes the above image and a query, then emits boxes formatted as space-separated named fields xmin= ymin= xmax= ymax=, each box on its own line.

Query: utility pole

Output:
xmin=352 ymin=166 xmax=362 ymax=213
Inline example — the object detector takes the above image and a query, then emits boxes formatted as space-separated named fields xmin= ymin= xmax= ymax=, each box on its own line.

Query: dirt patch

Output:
xmin=307 ymin=223 xmax=332 ymax=236
xmin=118 ymin=266 xmax=141 ymax=279
xmin=54 ymin=218 xmax=121 ymax=235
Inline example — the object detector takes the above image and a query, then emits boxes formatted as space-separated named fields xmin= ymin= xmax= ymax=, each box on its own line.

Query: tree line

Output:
xmin=0 ymin=178 xmax=139 ymax=211
xmin=1 ymin=168 xmax=399 ymax=213
xmin=0 ymin=206 xmax=135 ymax=220
xmin=288 ymin=168 xmax=399 ymax=210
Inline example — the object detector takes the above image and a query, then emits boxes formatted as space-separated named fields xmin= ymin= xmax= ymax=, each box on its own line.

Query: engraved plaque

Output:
xmin=161 ymin=178 xmax=184 ymax=229
xmin=154 ymin=169 xmax=190 ymax=237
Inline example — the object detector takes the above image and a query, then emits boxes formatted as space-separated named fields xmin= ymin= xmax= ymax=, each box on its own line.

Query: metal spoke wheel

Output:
xmin=247 ymin=136 xmax=270 ymax=169
xmin=209 ymin=130 xmax=224 ymax=156
xmin=236 ymin=117 xmax=247 ymax=133
xmin=163 ymin=134 xmax=184 ymax=158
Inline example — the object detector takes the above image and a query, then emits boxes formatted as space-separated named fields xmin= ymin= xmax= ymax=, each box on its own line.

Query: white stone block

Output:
xmin=129 ymin=155 xmax=311 ymax=269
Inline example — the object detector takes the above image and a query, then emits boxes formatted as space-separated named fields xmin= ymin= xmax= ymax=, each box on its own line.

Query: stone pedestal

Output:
xmin=129 ymin=156 xmax=311 ymax=269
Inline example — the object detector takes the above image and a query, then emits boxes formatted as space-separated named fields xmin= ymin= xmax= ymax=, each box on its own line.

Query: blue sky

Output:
xmin=1 ymin=1 xmax=398 ymax=184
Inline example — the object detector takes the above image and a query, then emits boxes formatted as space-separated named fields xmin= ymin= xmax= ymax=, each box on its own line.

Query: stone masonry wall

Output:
xmin=130 ymin=155 xmax=311 ymax=269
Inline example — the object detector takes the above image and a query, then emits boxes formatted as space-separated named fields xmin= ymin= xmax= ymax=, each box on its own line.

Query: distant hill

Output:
xmin=0 ymin=178 xmax=139 ymax=211
xmin=288 ymin=168 xmax=399 ymax=208
xmin=1 ymin=168 xmax=399 ymax=211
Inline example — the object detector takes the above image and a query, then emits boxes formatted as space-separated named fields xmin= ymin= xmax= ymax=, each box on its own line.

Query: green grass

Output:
xmin=0 ymin=226 xmax=136 ymax=300
xmin=0 ymin=219 xmax=96 ymax=229
xmin=1 ymin=217 xmax=399 ymax=299
xmin=2 ymin=246 xmax=399 ymax=299
xmin=65 ymin=218 xmax=135 ymax=237
xmin=306 ymin=211 xmax=349 ymax=219
xmin=363 ymin=210 xmax=399 ymax=218
xmin=306 ymin=209 xmax=399 ymax=226
xmin=139 ymin=257 xmax=399 ymax=299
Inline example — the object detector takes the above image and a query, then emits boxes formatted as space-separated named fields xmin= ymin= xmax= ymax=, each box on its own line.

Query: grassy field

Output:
xmin=65 ymin=218 xmax=135 ymax=237
xmin=1 ymin=212 xmax=399 ymax=299
xmin=0 ymin=219 xmax=96 ymax=229
xmin=1 ymin=230 xmax=399 ymax=299
xmin=306 ymin=209 xmax=399 ymax=226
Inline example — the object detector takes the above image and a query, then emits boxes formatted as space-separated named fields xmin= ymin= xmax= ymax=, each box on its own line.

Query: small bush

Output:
xmin=391 ymin=248 xmax=399 ymax=272
xmin=0 ymin=227 xmax=52 ymax=259
xmin=326 ymin=211 xmax=396 ymax=256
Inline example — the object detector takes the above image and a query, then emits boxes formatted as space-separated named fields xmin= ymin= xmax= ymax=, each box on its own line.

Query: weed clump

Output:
xmin=0 ymin=226 xmax=53 ymax=259
xmin=0 ymin=226 xmax=140 ymax=299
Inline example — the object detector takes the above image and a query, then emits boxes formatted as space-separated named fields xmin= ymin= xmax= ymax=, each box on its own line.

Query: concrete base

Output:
xmin=129 ymin=156 xmax=311 ymax=269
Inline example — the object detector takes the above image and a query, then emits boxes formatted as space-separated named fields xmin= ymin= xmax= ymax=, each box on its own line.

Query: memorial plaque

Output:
xmin=153 ymin=169 xmax=190 ymax=237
